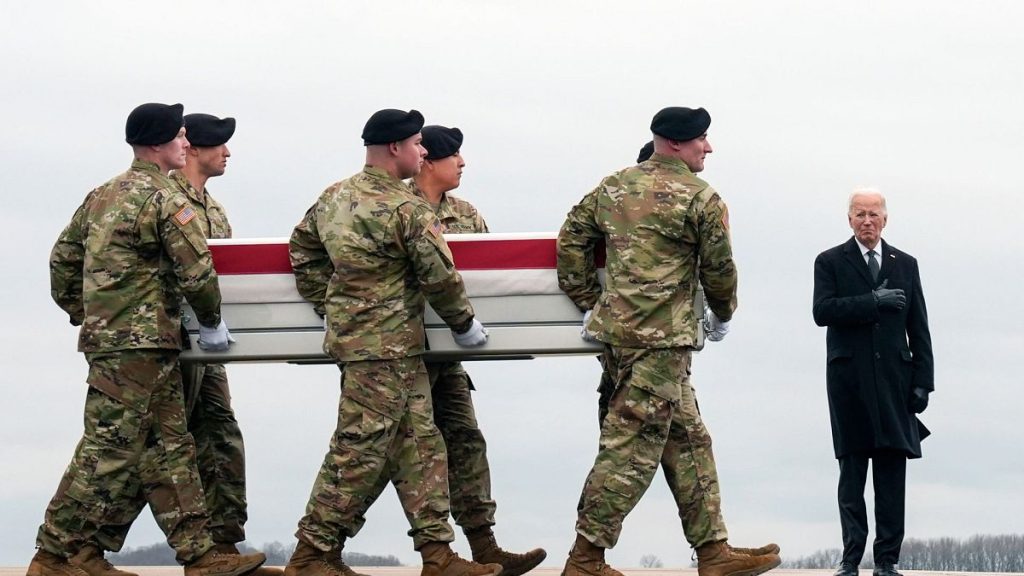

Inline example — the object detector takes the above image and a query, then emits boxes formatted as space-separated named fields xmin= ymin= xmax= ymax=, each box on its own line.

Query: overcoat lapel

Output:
xmin=842 ymin=237 xmax=875 ymax=287
xmin=877 ymin=239 xmax=896 ymax=284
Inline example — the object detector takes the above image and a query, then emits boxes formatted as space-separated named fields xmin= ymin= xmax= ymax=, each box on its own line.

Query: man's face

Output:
xmin=678 ymin=134 xmax=713 ymax=173
xmin=395 ymin=133 xmax=427 ymax=179
xmin=192 ymin=144 xmax=231 ymax=178
xmin=429 ymin=151 xmax=465 ymax=192
xmin=848 ymin=194 xmax=888 ymax=248
xmin=158 ymin=127 xmax=190 ymax=170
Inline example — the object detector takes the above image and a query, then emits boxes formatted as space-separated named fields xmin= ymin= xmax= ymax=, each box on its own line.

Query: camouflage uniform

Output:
xmin=93 ymin=171 xmax=248 ymax=552
xmin=42 ymin=159 xmax=223 ymax=564
xmin=556 ymin=153 xmax=737 ymax=550
xmin=288 ymin=166 xmax=476 ymax=551
xmin=397 ymin=184 xmax=497 ymax=533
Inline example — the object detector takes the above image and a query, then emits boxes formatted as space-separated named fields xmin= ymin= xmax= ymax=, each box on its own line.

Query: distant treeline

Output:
xmin=109 ymin=541 xmax=402 ymax=567
xmin=782 ymin=534 xmax=1024 ymax=572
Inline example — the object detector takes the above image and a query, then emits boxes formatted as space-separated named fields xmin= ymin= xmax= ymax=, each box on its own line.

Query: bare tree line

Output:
xmin=782 ymin=534 xmax=1024 ymax=572
xmin=109 ymin=541 xmax=402 ymax=567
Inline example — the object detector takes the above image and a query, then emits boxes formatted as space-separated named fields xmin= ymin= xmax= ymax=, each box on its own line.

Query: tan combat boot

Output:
xmin=420 ymin=542 xmax=502 ymax=576
xmin=212 ymin=544 xmax=285 ymax=576
xmin=70 ymin=546 xmax=139 ymax=576
xmin=728 ymin=543 xmax=781 ymax=557
xmin=466 ymin=527 xmax=547 ymax=576
xmin=183 ymin=546 xmax=266 ymax=576
xmin=27 ymin=550 xmax=89 ymax=576
xmin=695 ymin=540 xmax=780 ymax=576
xmin=560 ymin=534 xmax=623 ymax=576
xmin=283 ymin=541 xmax=369 ymax=576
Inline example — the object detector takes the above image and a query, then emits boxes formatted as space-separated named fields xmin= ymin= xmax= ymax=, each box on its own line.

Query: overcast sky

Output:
xmin=2 ymin=0 xmax=1023 ymax=569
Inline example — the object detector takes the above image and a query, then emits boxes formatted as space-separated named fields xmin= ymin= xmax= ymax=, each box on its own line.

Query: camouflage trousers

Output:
xmin=576 ymin=345 xmax=728 ymax=549
xmin=36 ymin=350 xmax=214 ymax=563
xmin=364 ymin=361 xmax=496 ymax=533
xmin=297 ymin=356 xmax=455 ymax=551
xmin=93 ymin=362 xmax=248 ymax=551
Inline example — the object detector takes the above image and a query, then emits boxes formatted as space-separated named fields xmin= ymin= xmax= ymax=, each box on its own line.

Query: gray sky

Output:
xmin=2 ymin=0 xmax=1022 ymax=569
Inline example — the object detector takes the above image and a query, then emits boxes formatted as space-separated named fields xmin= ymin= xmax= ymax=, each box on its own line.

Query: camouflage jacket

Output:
xmin=409 ymin=182 xmax=489 ymax=233
xmin=289 ymin=166 xmax=476 ymax=362
xmin=50 ymin=159 xmax=222 ymax=353
xmin=169 ymin=171 xmax=233 ymax=239
xmin=556 ymin=153 xmax=737 ymax=348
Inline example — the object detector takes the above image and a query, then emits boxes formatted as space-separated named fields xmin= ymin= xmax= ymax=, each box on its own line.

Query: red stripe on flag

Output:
xmin=209 ymin=237 xmax=604 ymax=275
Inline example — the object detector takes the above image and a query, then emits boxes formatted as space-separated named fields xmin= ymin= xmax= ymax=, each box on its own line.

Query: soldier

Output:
xmin=79 ymin=113 xmax=281 ymax=576
xmin=556 ymin=107 xmax=781 ymax=576
xmin=403 ymin=125 xmax=546 ymax=576
xmin=32 ymin=103 xmax=265 ymax=576
xmin=636 ymin=140 xmax=654 ymax=163
xmin=286 ymin=109 xmax=500 ymax=576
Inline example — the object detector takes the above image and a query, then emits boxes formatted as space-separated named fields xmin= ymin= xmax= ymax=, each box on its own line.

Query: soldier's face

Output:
xmin=848 ymin=195 xmax=888 ymax=248
xmin=431 ymin=151 xmax=465 ymax=192
xmin=395 ymin=133 xmax=427 ymax=179
xmin=192 ymin=144 xmax=231 ymax=178
xmin=678 ymin=134 xmax=712 ymax=172
xmin=158 ymin=127 xmax=190 ymax=171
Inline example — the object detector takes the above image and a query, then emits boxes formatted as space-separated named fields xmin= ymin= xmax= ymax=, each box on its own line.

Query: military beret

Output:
xmin=637 ymin=140 xmax=654 ymax=163
xmin=421 ymin=125 xmax=463 ymax=160
xmin=125 ymin=103 xmax=184 ymax=145
xmin=362 ymin=108 xmax=425 ymax=145
xmin=650 ymin=106 xmax=711 ymax=142
xmin=184 ymin=113 xmax=236 ymax=147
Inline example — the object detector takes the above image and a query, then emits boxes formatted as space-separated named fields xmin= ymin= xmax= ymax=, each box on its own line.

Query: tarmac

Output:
xmin=1 ymin=568 xmax=1018 ymax=576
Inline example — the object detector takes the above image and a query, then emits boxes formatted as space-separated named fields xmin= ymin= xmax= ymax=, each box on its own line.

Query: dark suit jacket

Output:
xmin=813 ymin=237 xmax=934 ymax=459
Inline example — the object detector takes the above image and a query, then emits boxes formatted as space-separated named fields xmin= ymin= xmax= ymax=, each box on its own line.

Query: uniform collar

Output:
xmin=169 ymin=170 xmax=207 ymax=206
xmin=131 ymin=158 xmax=165 ymax=175
xmin=647 ymin=153 xmax=694 ymax=174
xmin=362 ymin=165 xmax=405 ymax=184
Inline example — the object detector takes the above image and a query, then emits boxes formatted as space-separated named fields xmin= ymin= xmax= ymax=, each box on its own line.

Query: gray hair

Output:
xmin=848 ymin=186 xmax=887 ymax=215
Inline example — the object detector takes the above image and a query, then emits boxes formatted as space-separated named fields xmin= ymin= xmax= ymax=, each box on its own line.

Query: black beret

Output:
xmin=125 ymin=102 xmax=184 ymax=145
xmin=650 ymin=106 xmax=711 ymax=142
xmin=362 ymin=108 xmax=425 ymax=145
xmin=637 ymin=140 xmax=654 ymax=163
xmin=421 ymin=125 xmax=463 ymax=160
xmin=184 ymin=113 xmax=236 ymax=147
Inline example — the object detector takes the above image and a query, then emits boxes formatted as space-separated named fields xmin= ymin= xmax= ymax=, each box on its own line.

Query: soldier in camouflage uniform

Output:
xmin=30 ymin=103 xmax=265 ymax=576
xmin=556 ymin=107 xmax=780 ymax=576
xmin=400 ymin=125 xmax=546 ymax=576
xmin=83 ymin=113 xmax=280 ymax=575
xmin=284 ymin=109 xmax=500 ymax=576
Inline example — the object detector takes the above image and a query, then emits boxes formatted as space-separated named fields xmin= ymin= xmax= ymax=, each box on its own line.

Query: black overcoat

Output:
xmin=813 ymin=237 xmax=934 ymax=459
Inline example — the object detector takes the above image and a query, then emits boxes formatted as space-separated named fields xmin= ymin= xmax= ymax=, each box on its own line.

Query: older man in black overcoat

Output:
xmin=812 ymin=188 xmax=934 ymax=576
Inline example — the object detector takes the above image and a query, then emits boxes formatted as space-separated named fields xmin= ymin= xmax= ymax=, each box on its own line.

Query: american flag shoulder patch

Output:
xmin=428 ymin=218 xmax=444 ymax=238
xmin=174 ymin=205 xmax=197 ymax=227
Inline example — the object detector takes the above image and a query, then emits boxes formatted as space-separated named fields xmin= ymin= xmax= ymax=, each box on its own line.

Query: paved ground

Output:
xmin=1 ymin=568 xmax=1017 ymax=576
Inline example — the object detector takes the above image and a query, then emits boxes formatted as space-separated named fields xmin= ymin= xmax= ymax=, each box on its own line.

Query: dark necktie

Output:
xmin=867 ymin=249 xmax=880 ymax=282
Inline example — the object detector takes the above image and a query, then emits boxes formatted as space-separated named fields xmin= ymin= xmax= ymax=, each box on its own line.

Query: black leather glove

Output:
xmin=910 ymin=386 xmax=930 ymax=413
xmin=873 ymin=279 xmax=906 ymax=311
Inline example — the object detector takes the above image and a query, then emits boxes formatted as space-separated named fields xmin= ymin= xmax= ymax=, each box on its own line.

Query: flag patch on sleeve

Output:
xmin=428 ymin=218 xmax=444 ymax=238
xmin=174 ymin=205 xmax=197 ymax=226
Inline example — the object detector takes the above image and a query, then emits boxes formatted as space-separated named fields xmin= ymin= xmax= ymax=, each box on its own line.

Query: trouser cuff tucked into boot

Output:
xmin=561 ymin=534 xmax=623 ymax=576
xmin=70 ymin=545 xmax=140 ymax=576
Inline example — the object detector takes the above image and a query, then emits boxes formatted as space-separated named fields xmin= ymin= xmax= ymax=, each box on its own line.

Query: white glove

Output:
xmin=453 ymin=318 xmax=488 ymax=347
xmin=704 ymin=308 xmax=730 ymax=342
xmin=581 ymin=310 xmax=598 ymax=342
xmin=198 ymin=319 xmax=236 ymax=351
